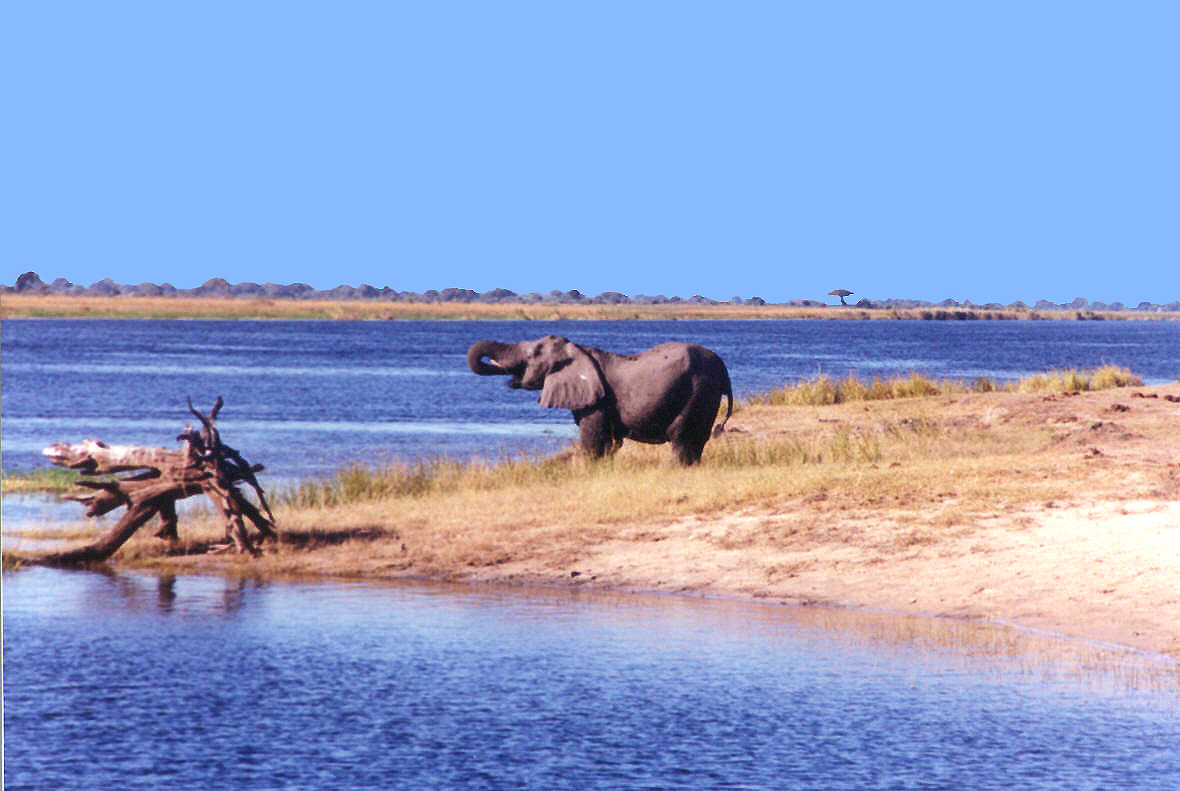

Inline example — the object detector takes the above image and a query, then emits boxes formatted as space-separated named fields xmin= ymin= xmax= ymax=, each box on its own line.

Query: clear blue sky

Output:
xmin=3 ymin=2 xmax=1177 ymax=305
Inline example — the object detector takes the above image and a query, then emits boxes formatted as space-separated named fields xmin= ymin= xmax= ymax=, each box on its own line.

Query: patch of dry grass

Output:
xmin=1015 ymin=366 xmax=1142 ymax=392
xmin=4 ymin=526 xmax=106 ymax=542
xmin=744 ymin=368 xmax=1142 ymax=408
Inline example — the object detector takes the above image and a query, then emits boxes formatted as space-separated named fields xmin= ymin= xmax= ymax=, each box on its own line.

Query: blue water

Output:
xmin=4 ymin=568 xmax=1178 ymax=790
xmin=3 ymin=318 xmax=1177 ymax=481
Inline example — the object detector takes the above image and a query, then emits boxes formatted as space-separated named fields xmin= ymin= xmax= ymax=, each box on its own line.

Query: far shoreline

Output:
xmin=4 ymin=293 xmax=1180 ymax=321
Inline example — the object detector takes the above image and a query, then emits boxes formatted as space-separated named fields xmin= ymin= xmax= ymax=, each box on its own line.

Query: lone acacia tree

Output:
xmin=828 ymin=288 xmax=854 ymax=306
xmin=37 ymin=397 xmax=276 ymax=566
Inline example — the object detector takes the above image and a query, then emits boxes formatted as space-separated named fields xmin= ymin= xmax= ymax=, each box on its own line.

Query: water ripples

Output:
xmin=4 ymin=571 xmax=1178 ymax=790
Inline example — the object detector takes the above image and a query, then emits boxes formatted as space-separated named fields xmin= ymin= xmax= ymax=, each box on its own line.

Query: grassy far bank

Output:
xmin=6 ymin=368 xmax=1180 ymax=659
xmin=4 ymin=293 xmax=1180 ymax=321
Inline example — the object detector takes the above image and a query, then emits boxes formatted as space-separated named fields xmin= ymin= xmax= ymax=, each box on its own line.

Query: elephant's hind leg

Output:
xmin=672 ymin=439 xmax=706 ymax=465
xmin=667 ymin=390 xmax=722 ymax=465
xmin=668 ymin=418 xmax=710 ymax=465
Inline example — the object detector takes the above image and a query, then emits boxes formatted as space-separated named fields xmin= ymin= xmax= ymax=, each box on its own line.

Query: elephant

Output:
xmin=467 ymin=335 xmax=732 ymax=465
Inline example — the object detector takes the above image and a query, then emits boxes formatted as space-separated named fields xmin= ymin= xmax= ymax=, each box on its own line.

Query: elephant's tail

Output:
xmin=712 ymin=374 xmax=733 ymax=437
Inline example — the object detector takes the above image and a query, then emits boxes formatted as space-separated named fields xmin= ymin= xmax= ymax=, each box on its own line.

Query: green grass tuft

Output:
xmin=1 ymin=467 xmax=106 ymax=494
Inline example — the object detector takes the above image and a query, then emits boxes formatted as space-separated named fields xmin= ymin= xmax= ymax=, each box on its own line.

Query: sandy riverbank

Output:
xmin=14 ymin=381 xmax=1180 ymax=661
xmin=467 ymin=498 xmax=1180 ymax=659
xmin=460 ymin=385 xmax=1180 ymax=658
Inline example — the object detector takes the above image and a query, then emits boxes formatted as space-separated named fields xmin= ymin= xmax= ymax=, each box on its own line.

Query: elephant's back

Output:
xmin=654 ymin=342 xmax=728 ymax=378
xmin=646 ymin=342 xmax=721 ymax=363
xmin=619 ymin=342 xmax=728 ymax=398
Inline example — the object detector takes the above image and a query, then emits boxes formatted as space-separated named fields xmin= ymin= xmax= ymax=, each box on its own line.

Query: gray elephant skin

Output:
xmin=467 ymin=335 xmax=732 ymax=464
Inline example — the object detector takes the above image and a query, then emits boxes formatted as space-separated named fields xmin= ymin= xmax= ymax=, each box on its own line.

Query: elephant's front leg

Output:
xmin=572 ymin=407 xmax=619 ymax=458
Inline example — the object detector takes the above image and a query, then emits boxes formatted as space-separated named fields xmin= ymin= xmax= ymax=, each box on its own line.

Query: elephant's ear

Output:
xmin=539 ymin=344 xmax=605 ymax=410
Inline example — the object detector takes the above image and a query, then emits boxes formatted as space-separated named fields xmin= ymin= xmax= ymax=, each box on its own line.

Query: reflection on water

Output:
xmin=5 ymin=569 xmax=1178 ymax=790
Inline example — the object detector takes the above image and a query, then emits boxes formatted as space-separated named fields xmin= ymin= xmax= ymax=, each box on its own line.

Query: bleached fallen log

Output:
xmin=36 ymin=398 xmax=276 ymax=566
xmin=43 ymin=440 xmax=187 ymax=475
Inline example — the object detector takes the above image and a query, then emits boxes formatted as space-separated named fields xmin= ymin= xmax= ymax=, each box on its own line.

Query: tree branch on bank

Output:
xmin=36 ymin=399 xmax=276 ymax=566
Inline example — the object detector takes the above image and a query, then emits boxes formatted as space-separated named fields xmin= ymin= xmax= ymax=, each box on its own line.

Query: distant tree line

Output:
xmin=4 ymin=272 xmax=1178 ymax=313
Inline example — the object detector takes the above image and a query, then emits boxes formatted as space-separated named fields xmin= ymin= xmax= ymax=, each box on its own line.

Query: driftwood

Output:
xmin=38 ymin=397 xmax=276 ymax=565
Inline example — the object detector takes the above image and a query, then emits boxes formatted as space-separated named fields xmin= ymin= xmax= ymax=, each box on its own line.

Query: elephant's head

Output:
xmin=467 ymin=336 xmax=606 ymax=409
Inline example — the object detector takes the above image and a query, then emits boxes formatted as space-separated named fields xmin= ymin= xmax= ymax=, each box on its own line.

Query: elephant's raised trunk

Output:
xmin=467 ymin=340 xmax=514 ymax=376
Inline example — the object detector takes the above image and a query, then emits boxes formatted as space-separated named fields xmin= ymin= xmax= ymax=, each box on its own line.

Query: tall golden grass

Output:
xmin=744 ymin=366 xmax=1141 ymax=407
xmin=1015 ymin=366 xmax=1142 ymax=392
xmin=277 ymin=455 xmax=584 ymax=509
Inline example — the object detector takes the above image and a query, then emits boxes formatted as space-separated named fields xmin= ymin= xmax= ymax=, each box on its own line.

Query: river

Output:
xmin=4 ymin=568 xmax=1179 ymax=790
